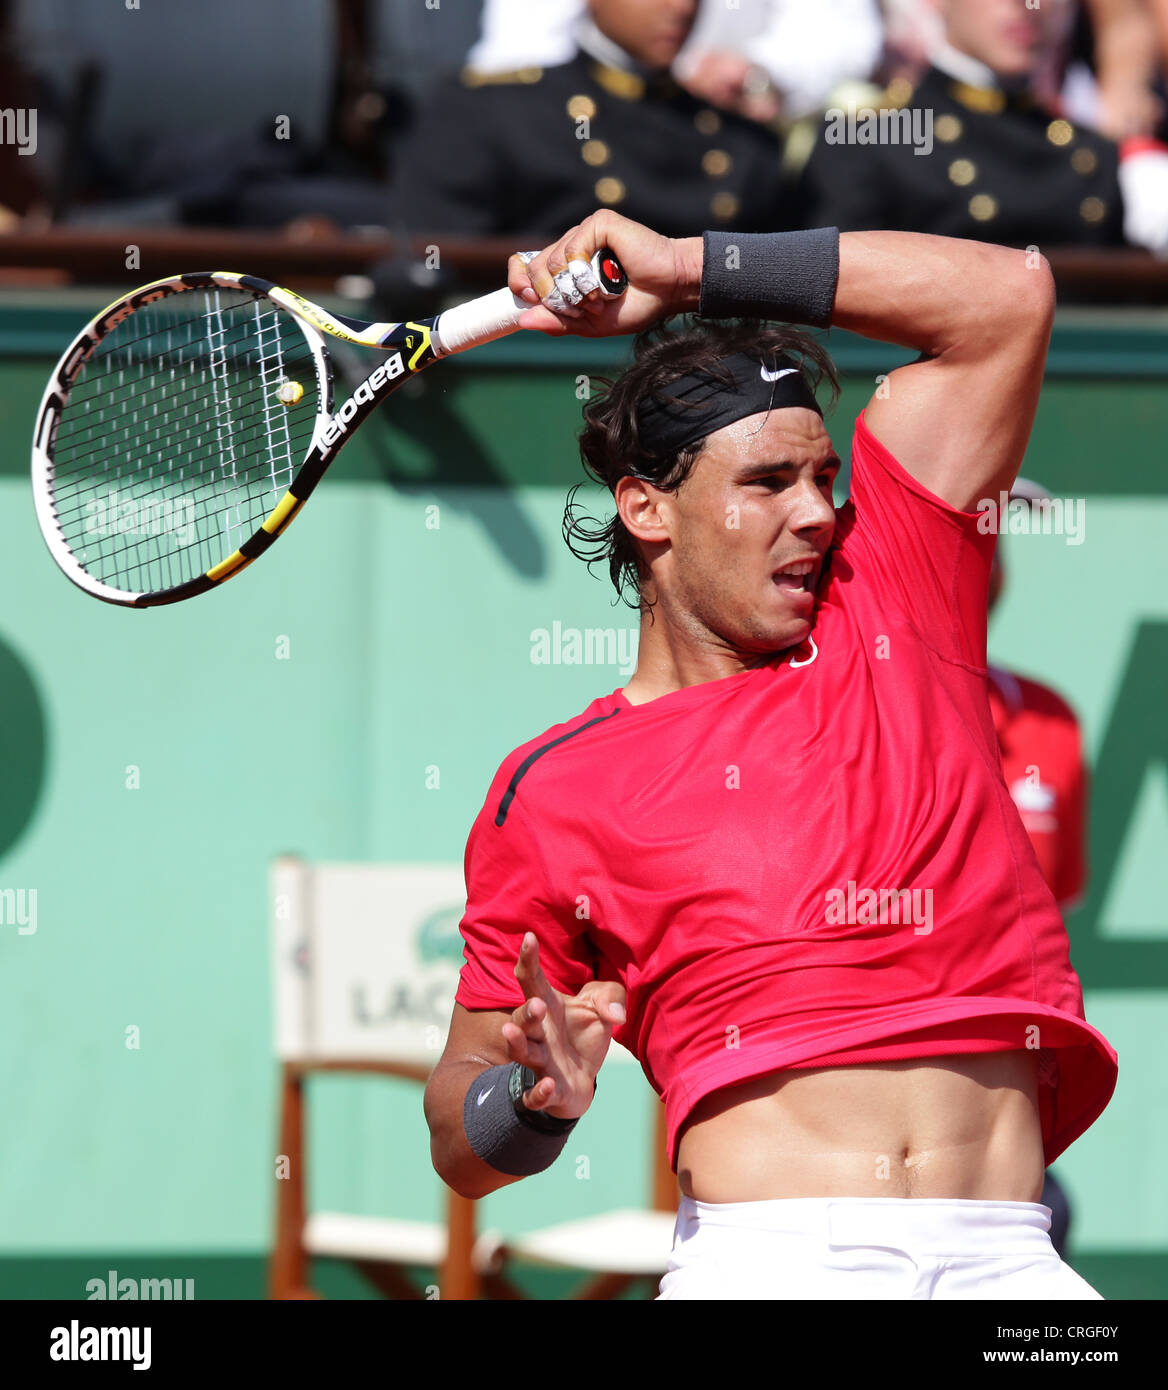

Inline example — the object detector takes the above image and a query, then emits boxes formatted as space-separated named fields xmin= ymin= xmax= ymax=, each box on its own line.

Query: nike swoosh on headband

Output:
xmin=760 ymin=365 xmax=799 ymax=382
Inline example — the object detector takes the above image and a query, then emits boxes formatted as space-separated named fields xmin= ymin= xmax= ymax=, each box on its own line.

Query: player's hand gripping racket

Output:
xmin=31 ymin=250 xmax=627 ymax=606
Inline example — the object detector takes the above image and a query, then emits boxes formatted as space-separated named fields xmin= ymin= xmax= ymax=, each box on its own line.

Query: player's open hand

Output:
xmin=508 ymin=209 xmax=701 ymax=338
xmin=501 ymin=931 xmax=627 ymax=1121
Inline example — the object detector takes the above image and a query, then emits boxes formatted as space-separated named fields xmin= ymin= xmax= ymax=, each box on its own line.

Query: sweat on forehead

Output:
xmin=635 ymin=351 xmax=823 ymax=459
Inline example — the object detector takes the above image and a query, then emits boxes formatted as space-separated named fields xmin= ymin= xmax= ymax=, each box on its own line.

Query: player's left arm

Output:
xmin=831 ymin=232 xmax=1056 ymax=512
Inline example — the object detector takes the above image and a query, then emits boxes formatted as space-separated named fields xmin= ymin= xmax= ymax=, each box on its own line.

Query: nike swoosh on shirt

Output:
xmin=760 ymin=365 xmax=798 ymax=383
xmin=476 ymin=1086 xmax=494 ymax=1106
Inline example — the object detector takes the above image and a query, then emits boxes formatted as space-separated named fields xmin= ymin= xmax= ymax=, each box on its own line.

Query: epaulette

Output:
xmin=949 ymin=81 xmax=1007 ymax=115
xmin=459 ymin=65 xmax=544 ymax=88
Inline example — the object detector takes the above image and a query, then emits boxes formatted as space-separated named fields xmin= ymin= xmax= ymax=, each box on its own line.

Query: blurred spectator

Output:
xmin=987 ymin=479 xmax=1090 ymax=1259
xmin=6 ymin=0 xmax=405 ymax=230
xmin=467 ymin=0 xmax=884 ymax=123
xmin=805 ymin=0 xmax=1168 ymax=252
xmin=384 ymin=0 xmax=790 ymax=246
xmin=881 ymin=0 xmax=946 ymax=79
xmin=1063 ymin=0 xmax=1163 ymax=141
xmin=679 ymin=0 xmax=884 ymax=121
xmin=828 ymin=0 xmax=1161 ymax=142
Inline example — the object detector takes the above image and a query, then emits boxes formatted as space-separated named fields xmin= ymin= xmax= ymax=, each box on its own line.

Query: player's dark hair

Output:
xmin=569 ymin=318 xmax=839 ymax=613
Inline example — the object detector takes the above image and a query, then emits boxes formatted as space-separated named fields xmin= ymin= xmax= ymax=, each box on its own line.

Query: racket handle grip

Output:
xmin=431 ymin=247 xmax=626 ymax=357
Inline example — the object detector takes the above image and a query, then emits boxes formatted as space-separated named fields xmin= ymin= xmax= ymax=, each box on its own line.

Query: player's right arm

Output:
xmin=511 ymin=211 xmax=1055 ymax=513
xmin=425 ymin=933 xmax=626 ymax=1199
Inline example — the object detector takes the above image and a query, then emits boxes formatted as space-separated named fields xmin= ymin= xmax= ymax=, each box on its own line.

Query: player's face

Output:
xmin=658 ymin=407 xmax=839 ymax=655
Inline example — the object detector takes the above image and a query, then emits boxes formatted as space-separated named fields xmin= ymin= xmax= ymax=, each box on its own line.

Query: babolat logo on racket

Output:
xmin=320 ymin=354 xmax=406 ymax=447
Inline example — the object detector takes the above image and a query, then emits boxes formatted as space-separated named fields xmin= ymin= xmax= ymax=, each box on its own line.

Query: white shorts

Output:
xmin=656 ymin=1196 xmax=1103 ymax=1300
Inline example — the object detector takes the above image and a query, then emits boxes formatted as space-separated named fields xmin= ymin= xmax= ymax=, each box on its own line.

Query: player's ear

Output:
xmin=615 ymin=474 xmax=670 ymax=546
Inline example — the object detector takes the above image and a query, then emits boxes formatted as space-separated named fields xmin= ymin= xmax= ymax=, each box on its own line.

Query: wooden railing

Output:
xmin=2 ymin=226 xmax=1168 ymax=303
xmin=0 ymin=227 xmax=515 ymax=291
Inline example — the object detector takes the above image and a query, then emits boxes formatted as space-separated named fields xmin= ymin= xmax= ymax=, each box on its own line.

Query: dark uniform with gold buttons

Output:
xmin=386 ymin=52 xmax=789 ymax=239
xmin=803 ymin=66 xmax=1124 ymax=246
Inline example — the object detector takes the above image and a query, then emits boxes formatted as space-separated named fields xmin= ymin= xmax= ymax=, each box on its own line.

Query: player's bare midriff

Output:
xmin=675 ymin=1050 xmax=1046 ymax=1203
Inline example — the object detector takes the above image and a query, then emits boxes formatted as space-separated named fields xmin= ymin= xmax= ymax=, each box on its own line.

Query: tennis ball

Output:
xmin=277 ymin=381 xmax=304 ymax=406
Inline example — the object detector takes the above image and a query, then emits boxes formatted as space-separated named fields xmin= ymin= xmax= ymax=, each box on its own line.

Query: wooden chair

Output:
xmin=267 ymin=855 xmax=485 ymax=1300
xmin=267 ymin=854 xmax=680 ymax=1300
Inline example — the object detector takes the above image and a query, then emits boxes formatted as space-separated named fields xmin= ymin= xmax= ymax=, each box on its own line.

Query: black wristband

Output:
xmin=509 ymin=1063 xmax=585 ymax=1133
xmin=463 ymin=1063 xmax=584 ymax=1177
xmin=699 ymin=227 xmax=840 ymax=328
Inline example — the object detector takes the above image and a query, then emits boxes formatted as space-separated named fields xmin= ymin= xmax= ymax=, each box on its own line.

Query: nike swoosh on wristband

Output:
xmin=476 ymin=1086 xmax=494 ymax=1106
xmin=760 ymin=365 xmax=798 ymax=382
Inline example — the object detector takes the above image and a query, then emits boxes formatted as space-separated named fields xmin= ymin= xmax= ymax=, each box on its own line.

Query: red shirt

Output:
xmin=988 ymin=666 xmax=1087 ymax=910
xmin=456 ymin=412 xmax=1117 ymax=1173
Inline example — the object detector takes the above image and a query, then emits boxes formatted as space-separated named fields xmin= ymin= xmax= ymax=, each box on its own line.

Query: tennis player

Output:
xmin=423 ymin=210 xmax=1118 ymax=1299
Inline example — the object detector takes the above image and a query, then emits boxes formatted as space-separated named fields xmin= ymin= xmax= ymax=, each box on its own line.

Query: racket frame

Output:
xmin=31 ymin=270 xmax=438 ymax=608
xmin=32 ymin=250 xmax=625 ymax=608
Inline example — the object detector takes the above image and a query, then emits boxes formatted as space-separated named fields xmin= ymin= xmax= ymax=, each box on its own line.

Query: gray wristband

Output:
xmin=699 ymin=227 xmax=840 ymax=328
xmin=463 ymin=1063 xmax=580 ymax=1177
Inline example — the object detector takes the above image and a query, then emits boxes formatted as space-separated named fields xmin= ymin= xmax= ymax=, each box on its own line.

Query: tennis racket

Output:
xmin=31 ymin=250 xmax=626 ymax=607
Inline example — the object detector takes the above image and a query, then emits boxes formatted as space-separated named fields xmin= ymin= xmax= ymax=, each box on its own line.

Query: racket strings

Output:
xmin=48 ymin=287 xmax=320 ymax=594
xmin=53 ymin=371 xmax=304 ymax=487
xmin=53 ymin=336 xmax=305 ymax=586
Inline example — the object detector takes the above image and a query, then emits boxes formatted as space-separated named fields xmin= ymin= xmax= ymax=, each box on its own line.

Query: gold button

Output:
xmin=567 ymin=94 xmax=597 ymax=120
xmin=948 ymin=158 xmax=976 ymax=186
xmin=1080 ymin=196 xmax=1106 ymax=223
xmin=702 ymin=149 xmax=732 ymax=178
xmin=1071 ymin=147 xmax=1098 ymax=175
xmin=581 ymin=139 xmax=609 ymax=166
xmin=885 ymin=77 xmax=914 ymax=108
xmin=934 ymin=113 xmax=963 ymax=143
xmin=595 ymin=176 xmax=626 ymax=205
xmin=711 ymin=191 xmax=740 ymax=220
xmin=695 ymin=108 xmax=721 ymax=135
xmin=1047 ymin=119 xmax=1073 ymax=146
xmin=969 ymin=193 xmax=998 ymax=222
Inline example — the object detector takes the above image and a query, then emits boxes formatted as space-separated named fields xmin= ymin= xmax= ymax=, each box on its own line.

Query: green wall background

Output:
xmin=0 ymin=296 xmax=1164 ymax=1297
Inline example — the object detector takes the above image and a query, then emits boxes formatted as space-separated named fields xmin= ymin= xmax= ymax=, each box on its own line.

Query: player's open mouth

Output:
xmin=772 ymin=559 xmax=817 ymax=594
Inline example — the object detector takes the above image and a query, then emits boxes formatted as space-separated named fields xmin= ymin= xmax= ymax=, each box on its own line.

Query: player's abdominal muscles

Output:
xmin=677 ymin=1055 xmax=1046 ymax=1203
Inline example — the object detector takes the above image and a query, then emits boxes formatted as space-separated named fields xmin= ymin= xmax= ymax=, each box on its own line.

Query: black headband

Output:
xmin=634 ymin=351 xmax=822 ymax=461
